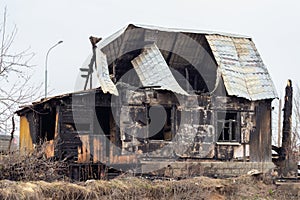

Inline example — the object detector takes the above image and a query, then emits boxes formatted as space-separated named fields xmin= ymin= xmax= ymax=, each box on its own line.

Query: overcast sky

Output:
xmin=1 ymin=0 xmax=299 ymax=99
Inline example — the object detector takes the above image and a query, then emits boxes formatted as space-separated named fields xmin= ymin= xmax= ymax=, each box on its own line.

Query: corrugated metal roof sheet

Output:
xmin=97 ymin=26 xmax=127 ymax=50
xmin=95 ymin=49 xmax=118 ymax=95
xmin=94 ymin=24 xmax=277 ymax=100
xmin=96 ymin=24 xmax=250 ymax=68
xmin=206 ymin=35 xmax=277 ymax=100
xmin=131 ymin=44 xmax=188 ymax=96
xmin=96 ymin=24 xmax=250 ymax=51
xmin=134 ymin=24 xmax=251 ymax=39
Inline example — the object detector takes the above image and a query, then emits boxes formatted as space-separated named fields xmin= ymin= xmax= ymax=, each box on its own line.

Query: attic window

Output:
xmin=217 ymin=112 xmax=240 ymax=143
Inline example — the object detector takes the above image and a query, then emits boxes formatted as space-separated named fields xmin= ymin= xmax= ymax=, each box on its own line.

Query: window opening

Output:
xmin=217 ymin=112 xmax=240 ymax=142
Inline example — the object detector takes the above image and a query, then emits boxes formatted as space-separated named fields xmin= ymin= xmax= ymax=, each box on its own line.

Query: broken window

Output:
xmin=217 ymin=112 xmax=240 ymax=143
xmin=126 ymin=105 xmax=175 ymax=142
xmin=39 ymin=107 xmax=56 ymax=143
xmin=94 ymin=107 xmax=111 ymax=138
xmin=148 ymin=106 xmax=172 ymax=141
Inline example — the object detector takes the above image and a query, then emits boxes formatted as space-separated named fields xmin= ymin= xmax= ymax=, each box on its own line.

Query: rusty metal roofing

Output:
xmin=206 ymin=35 xmax=277 ymax=100
xmin=131 ymin=44 xmax=188 ymax=96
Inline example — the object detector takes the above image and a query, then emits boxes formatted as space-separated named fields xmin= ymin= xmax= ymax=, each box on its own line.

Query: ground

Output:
xmin=0 ymin=175 xmax=299 ymax=200
xmin=1 ymin=149 xmax=299 ymax=199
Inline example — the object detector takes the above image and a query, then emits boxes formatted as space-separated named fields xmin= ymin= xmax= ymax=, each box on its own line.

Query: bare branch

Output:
xmin=0 ymin=8 xmax=41 ymax=134
xmin=0 ymin=7 xmax=7 ymax=72
xmin=292 ymin=84 xmax=300 ymax=150
xmin=8 ymin=115 xmax=15 ymax=152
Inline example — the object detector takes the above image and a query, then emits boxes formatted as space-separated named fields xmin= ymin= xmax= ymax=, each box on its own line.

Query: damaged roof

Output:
xmin=206 ymin=35 xmax=277 ymax=101
xmin=93 ymin=23 xmax=277 ymax=101
xmin=131 ymin=44 xmax=188 ymax=96
xmin=95 ymin=49 xmax=118 ymax=95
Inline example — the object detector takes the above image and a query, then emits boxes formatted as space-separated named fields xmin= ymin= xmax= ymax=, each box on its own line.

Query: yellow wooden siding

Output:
xmin=19 ymin=116 xmax=33 ymax=152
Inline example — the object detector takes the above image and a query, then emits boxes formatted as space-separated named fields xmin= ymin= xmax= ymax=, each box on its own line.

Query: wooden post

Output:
xmin=185 ymin=68 xmax=190 ymax=92
xmin=282 ymin=80 xmax=293 ymax=159
xmin=281 ymin=79 xmax=295 ymax=176
xmin=83 ymin=36 xmax=102 ymax=90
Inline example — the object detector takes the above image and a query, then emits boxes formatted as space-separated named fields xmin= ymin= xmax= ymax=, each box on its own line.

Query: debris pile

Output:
xmin=0 ymin=145 xmax=68 ymax=181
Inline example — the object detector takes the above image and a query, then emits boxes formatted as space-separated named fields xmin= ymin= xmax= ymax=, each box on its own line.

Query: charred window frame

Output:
xmin=39 ymin=106 xmax=56 ymax=143
xmin=148 ymin=106 xmax=173 ymax=141
xmin=129 ymin=105 xmax=175 ymax=141
xmin=217 ymin=111 xmax=241 ymax=143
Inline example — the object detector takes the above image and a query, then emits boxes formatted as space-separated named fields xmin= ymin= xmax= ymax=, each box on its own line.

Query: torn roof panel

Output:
xmin=131 ymin=44 xmax=188 ymax=96
xmin=95 ymin=24 xmax=277 ymax=100
xmin=233 ymin=38 xmax=277 ymax=100
xmin=206 ymin=35 xmax=277 ymax=101
xmin=96 ymin=24 xmax=249 ymax=68
xmin=220 ymin=67 xmax=251 ymax=100
xmin=95 ymin=49 xmax=118 ymax=96
xmin=96 ymin=24 xmax=250 ymax=69
xmin=207 ymin=35 xmax=251 ymax=99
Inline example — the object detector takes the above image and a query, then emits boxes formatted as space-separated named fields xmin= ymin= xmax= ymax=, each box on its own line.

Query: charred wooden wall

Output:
xmin=213 ymin=96 xmax=272 ymax=162
xmin=249 ymin=101 xmax=272 ymax=162
xmin=17 ymin=89 xmax=273 ymax=166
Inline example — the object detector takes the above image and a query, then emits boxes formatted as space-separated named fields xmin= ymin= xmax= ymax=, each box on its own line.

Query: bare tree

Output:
xmin=292 ymin=84 xmax=300 ymax=152
xmin=0 ymin=7 xmax=41 ymax=135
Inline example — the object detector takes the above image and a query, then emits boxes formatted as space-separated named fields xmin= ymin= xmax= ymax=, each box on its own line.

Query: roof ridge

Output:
xmin=131 ymin=23 xmax=251 ymax=39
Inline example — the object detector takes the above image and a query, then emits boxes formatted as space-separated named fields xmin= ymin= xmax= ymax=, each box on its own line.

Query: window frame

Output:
xmin=216 ymin=111 xmax=241 ymax=143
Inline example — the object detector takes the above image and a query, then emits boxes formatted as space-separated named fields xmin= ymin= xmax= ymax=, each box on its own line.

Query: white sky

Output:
xmin=1 ymin=0 xmax=300 ymax=99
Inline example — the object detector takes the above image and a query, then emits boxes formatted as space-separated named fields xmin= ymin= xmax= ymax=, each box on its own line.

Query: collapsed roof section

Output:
xmin=85 ymin=23 xmax=277 ymax=100
xmin=131 ymin=44 xmax=189 ymax=96
xmin=95 ymin=49 xmax=119 ymax=96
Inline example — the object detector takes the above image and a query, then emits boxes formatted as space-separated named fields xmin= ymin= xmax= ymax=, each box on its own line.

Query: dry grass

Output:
xmin=0 ymin=175 xmax=299 ymax=200
xmin=0 ymin=177 xmax=227 ymax=200
xmin=0 ymin=145 xmax=68 ymax=182
xmin=1 ymin=148 xmax=299 ymax=199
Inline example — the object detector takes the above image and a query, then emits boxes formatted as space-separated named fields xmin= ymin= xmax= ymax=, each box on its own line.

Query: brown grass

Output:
xmin=0 ymin=145 xmax=68 ymax=182
xmin=0 ymin=175 xmax=299 ymax=200
xmin=1 ymin=147 xmax=299 ymax=199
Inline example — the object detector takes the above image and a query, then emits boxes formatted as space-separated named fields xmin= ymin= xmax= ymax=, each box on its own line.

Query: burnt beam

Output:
xmin=281 ymin=79 xmax=293 ymax=160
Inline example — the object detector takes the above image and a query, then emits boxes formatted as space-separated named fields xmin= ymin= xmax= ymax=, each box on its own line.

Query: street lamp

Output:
xmin=45 ymin=40 xmax=63 ymax=98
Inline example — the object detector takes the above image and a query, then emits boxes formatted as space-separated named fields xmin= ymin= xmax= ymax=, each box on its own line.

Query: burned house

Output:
xmin=17 ymin=24 xmax=278 ymax=179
